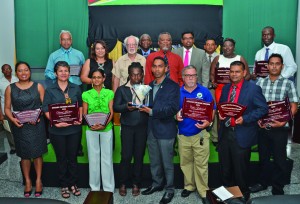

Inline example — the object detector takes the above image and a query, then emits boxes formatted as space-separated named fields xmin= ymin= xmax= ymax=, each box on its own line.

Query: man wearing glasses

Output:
xmin=112 ymin=35 xmax=146 ymax=92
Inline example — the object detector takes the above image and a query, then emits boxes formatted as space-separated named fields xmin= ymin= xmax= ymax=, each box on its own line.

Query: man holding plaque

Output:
xmin=218 ymin=61 xmax=268 ymax=201
xmin=140 ymin=57 xmax=180 ymax=204
xmin=176 ymin=65 xmax=215 ymax=203
xmin=249 ymin=54 xmax=298 ymax=195
xmin=252 ymin=26 xmax=297 ymax=80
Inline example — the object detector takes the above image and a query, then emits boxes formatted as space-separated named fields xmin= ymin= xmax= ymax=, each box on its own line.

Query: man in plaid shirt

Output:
xmin=250 ymin=53 xmax=298 ymax=195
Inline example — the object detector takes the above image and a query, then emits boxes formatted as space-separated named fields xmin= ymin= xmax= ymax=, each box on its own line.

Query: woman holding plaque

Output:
xmin=42 ymin=61 xmax=82 ymax=198
xmin=210 ymin=38 xmax=250 ymax=103
xmin=81 ymin=40 xmax=113 ymax=90
xmin=113 ymin=62 xmax=148 ymax=196
xmin=4 ymin=61 xmax=47 ymax=197
xmin=82 ymin=69 xmax=114 ymax=192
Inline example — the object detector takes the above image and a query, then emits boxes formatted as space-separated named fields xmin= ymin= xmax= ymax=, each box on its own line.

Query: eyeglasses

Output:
xmin=184 ymin=74 xmax=197 ymax=78
xmin=2 ymin=67 xmax=11 ymax=71
xmin=126 ymin=44 xmax=137 ymax=47
xmin=92 ymin=76 xmax=103 ymax=79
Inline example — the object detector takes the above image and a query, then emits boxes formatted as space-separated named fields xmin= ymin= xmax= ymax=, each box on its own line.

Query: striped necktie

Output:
xmin=225 ymin=85 xmax=237 ymax=127
xmin=164 ymin=52 xmax=170 ymax=78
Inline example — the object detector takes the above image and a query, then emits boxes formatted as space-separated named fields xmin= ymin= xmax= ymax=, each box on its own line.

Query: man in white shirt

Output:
xmin=254 ymin=26 xmax=297 ymax=80
xmin=0 ymin=64 xmax=18 ymax=154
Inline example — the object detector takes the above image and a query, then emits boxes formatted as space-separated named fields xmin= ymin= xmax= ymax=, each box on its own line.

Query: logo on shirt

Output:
xmin=196 ymin=92 xmax=203 ymax=99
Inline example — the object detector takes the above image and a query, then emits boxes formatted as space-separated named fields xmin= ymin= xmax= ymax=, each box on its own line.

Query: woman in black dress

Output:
xmin=4 ymin=61 xmax=47 ymax=197
xmin=81 ymin=40 xmax=113 ymax=90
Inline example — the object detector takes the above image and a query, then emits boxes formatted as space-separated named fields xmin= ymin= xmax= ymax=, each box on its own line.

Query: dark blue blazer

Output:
xmin=148 ymin=77 xmax=180 ymax=139
xmin=219 ymin=80 xmax=268 ymax=148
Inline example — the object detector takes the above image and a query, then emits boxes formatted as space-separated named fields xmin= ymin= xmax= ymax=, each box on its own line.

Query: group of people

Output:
xmin=0 ymin=26 xmax=298 ymax=204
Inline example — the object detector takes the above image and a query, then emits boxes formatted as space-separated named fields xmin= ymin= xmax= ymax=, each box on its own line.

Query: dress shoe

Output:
xmin=77 ymin=150 xmax=84 ymax=157
xmin=141 ymin=186 xmax=163 ymax=195
xmin=159 ymin=192 xmax=174 ymax=204
xmin=181 ymin=189 xmax=193 ymax=197
xmin=271 ymin=187 xmax=284 ymax=195
xmin=249 ymin=184 xmax=267 ymax=193
xmin=241 ymin=192 xmax=250 ymax=202
xmin=201 ymin=197 xmax=207 ymax=204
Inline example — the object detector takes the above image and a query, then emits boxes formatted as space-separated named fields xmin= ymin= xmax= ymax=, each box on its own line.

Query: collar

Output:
xmin=231 ymin=79 xmax=244 ymax=90
xmin=142 ymin=49 xmax=151 ymax=55
xmin=61 ymin=47 xmax=72 ymax=53
xmin=182 ymin=83 xmax=201 ymax=93
xmin=154 ymin=76 xmax=166 ymax=86
xmin=264 ymin=41 xmax=275 ymax=49
xmin=267 ymin=74 xmax=284 ymax=82
xmin=183 ymin=47 xmax=193 ymax=53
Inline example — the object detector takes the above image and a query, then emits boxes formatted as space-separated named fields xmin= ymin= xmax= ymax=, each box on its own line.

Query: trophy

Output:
xmin=131 ymin=84 xmax=152 ymax=108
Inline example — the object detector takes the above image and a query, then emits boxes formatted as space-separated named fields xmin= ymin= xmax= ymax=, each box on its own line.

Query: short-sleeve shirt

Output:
xmin=82 ymin=88 xmax=114 ymax=132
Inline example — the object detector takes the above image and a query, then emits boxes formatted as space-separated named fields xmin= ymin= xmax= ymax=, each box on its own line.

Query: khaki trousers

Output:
xmin=178 ymin=130 xmax=210 ymax=198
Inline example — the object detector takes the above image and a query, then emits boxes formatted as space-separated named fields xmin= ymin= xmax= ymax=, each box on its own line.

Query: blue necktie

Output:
xmin=65 ymin=50 xmax=70 ymax=64
xmin=264 ymin=48 xmax=269 ymax=61
xmin=164 ymin=52 xmax=170 ymax=78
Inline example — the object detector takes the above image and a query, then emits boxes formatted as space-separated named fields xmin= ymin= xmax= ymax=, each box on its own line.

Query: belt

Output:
xmin=225 ymin=126 xmax=235 ymax=131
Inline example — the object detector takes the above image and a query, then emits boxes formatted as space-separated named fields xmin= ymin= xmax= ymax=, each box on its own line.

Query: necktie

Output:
xmin=164 ymin=52 xmax=170 ymax=78
xmin=184 ymin=50 xmax=190 ymax=67
xmin=143 ymin=52 xmax=148 ymax=57
xmin=225 ymin=85 xmax=237 ymax=127
xmin=264 ymin=48 xmax=269 ymax=61
xmin=209 ymin=55 xmax=212 ymax=63
xmin=65 ymin=50 xmax=70 ymax=64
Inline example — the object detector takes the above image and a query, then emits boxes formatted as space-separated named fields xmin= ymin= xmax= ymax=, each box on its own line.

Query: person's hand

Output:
xmin=28 ymin=118 xmax=40 ymax=125
xmin=54 ymin=122 xmax=72 ymax=128
xmin=90 ymin=124 xmax=105 ymax=130
xmin=0 ymin=114 xmax=4 ymax=123
xmin=235 ymin=116 xmax=244 ymax=125
xmin=176 ymin=109 xmax=183 ymax=122
xmin=257 ymin=120 xmax=266 ymax=128
xmin=212 ymin=81 xmax=218 ymax=89
xmin=139 ymin=106 xmax=152 ymax=114
xmin=195 ymin=120 xmax=210 ymax=129
xmin=127 ymin=102 xmax=137 ymax=111
xmin=269 ymin=120 xmax=287 ymax=128
xmin=11 ymin=117 xmax=23 ymax=128
xmin=218 ymin=112 xmax=225 ymax=120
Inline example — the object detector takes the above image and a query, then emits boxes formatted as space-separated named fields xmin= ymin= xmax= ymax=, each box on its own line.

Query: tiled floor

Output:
xmin=0 ymin=128 xmax=299 ymax=204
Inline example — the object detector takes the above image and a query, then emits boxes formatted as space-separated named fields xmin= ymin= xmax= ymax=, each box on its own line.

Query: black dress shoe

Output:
xmin=181 ymin=189 xmax=193 ymax=197
xmin=141 ymin=186 xmax=163 ymax=195
xmin=9 ymin=149 xmax=16 ymax=154
xmin=249 ymin=184 xmax=267 ymax=193
xmin=159 ymin=192 xmax=174 ymax=204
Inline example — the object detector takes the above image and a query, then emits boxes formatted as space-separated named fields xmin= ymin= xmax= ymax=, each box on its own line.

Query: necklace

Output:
xmin=97 ymin=62 xmax=104 ymax=70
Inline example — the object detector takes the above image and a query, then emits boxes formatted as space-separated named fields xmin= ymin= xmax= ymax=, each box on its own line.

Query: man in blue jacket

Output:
xmin=140 ymin=56 xmax=180 ymax=204
xmin=218 ymin=61 xmax=268 ymax=201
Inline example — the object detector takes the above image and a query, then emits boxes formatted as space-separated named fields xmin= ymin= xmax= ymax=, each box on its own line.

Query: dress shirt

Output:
xmin=144 ymin=50 xmax=184 ymax=86
xmin=45 ymin=47 xmax=85 ymax=85
xmin=111 ymin=53 xmax=146 ymax=87
xmin=0 ymin=76 xmax=18 ymax=113
xmin=228 ymin=79 xmax=244 ymax=126
xmin=255 ymin=42 xmax=297 ymax=78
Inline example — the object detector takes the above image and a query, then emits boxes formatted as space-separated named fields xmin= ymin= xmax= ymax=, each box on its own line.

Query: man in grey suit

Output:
xmin=172 ymin=31 xmax=210 ymax=87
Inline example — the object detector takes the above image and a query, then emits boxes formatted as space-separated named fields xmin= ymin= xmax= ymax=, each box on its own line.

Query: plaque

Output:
xmin=254 ymin=60 xmax=269 ymax=78
xmin=131 ymin=84 xmax=152 ymax=107
xmin=182 ymin=98 xmax=214 ymax=122
xmin=69 ymin=65 xmax=82 ymax=76
xmin=259 ymin=97 xmax=292 ymax=125
xmin=12 ymin=108 xmax=42 ymax=124
xmin=215 ymin=67 xmax=230 ymax=84
xmin=83 ymin=112 xmax=111 ymax=127
xmin=217 ymin=102 xmax=247 ymax=118
xmin=48 ymin=102 xmax=79 ymax=126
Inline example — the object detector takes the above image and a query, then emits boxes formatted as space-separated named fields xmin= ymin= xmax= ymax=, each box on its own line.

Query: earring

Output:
xmin=92 ymin=83 xmax=94 ymax=88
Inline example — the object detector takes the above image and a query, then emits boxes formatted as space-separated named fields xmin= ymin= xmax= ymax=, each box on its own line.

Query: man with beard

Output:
xmin=137 ymin=34 xmax=155 ymax=58
xmin=140 ymin=57 xmax=180 ymax=204
xmin=144 ymin=32 xmax=184 ymax=86
xmin=112 ymin=35 xmax=146 ymax=92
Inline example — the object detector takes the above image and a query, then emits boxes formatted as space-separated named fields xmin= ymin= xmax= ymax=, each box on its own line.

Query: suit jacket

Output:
xmin=113 ymin=83 xmax=148 ymax=126
xmin=137 ymin=48 xmax=155 ymax=57
xmin=172 ymin=47 xmax=210 ymax=87
xmin=148 ymin=77 xmax=180 ymax=139
xmin=219 ymin=80 xmax=268 ymax=148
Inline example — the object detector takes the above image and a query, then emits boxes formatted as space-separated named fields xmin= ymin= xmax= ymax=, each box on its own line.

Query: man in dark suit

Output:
xmin=218 ymin=61 xmax=268 ymax=201
xmin=140 ymin=56 xmax=180 ymax=204
xmin=137 ymin=34 xmax=155 ymax=58
xmin=113 ymin=62 xmax=148 ymax=197
xmin=172 ymin=31 xmax=210 ymax=87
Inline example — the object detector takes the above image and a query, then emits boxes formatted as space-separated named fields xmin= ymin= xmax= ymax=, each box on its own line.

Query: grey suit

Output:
xmin=172 ymin=47 xmax=210 ymax=87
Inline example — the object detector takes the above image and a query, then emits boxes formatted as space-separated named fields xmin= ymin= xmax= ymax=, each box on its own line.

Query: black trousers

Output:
xmin=218 ymin=127 xmax=251 ymax=194
xmin=50 ymin=131 xmax=81 ymax=187
xmin=119 ymin=124 xmax=147 ymax=186
xmin=258 ymin=127 xmax=288 ymax=194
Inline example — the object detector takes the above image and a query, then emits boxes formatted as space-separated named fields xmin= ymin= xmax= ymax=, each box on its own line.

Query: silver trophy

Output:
xmin=131 ymin=84 xmax=152 ymax=108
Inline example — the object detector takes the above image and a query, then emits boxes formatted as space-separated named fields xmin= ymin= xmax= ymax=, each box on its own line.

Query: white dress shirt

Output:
xmin=255 ymin=42 xmax=297 ymax=78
